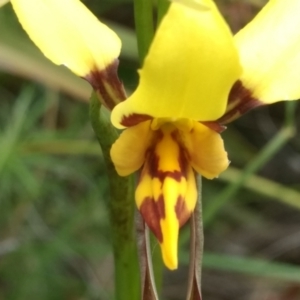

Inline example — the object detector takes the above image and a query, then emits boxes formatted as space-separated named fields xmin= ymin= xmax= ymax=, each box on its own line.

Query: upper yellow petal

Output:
xmin=112 ymin=0 xmax=241 ymax=128
xmin=11 ymin=0 xmax=121 ymax=76
xmin=235 ymin=0 xmax=300 ymax=103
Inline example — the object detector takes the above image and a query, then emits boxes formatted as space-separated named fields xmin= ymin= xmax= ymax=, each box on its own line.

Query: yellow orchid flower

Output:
xmin=111 ymin=0 xmax=300 ymax=270
xmin=9 ymin=0 xmax=126 ymax=109
xmin=8 ymin=0 xmax=300 ymax=271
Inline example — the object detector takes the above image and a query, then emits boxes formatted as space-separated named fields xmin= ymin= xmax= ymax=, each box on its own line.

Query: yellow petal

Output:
xmin=181 ymin=122 xmax=229 ymax=179
xmin=112 ymin=0 xmax=241 ymax=128
xmin=110 ymin=121 xmax=152 ymax=176
xmin=11 ymin=0 xmax=121 ymax=76
xmin=235 ymin=0 xmax=300 ymax=103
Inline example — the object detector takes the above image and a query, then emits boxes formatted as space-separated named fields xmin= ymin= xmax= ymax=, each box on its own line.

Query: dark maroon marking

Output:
xmin=171 ymin=131 xmax=191 ymax=176
xmin=143 ymin=130 xmax=191 ymax=183
xmin=175 ymin=195 xmax=191 ymax=227
xmin=137 ymin=130 xmax=196 ymax=242
xmin=85 ymin=59 xmax=126 ymax=111
xmin=218 ymin=80 xmax=263 ymax=124
xmin=146 ymin=140 xmax=188 ymax=184
xmin=139 ymin=196 xmax=165 ymax=243
xmin=201 ymin=121 xmax=227 ymax=133
xmin=121 ymin=114 xmax=153 ymax=127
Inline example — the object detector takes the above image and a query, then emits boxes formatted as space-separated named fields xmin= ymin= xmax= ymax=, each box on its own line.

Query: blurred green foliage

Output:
xmin=1 ymin=0 xmax=300 ymax=300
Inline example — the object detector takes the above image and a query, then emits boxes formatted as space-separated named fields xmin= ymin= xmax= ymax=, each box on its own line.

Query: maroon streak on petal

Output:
xmin=147 ymin=150 xmax=183 ymax=182
xmin=201 ymin=121 xmax=227 ymax=133
xmin=218 ymin=80 xmax=263 ymax=124
xmin=139 ymin=196 xmax=165 ymax=243
xmin=85 ymin=59 xmax=126 ymax=110
xmin=175 ymin=195 xmax=191 ymax=227
xmin=121 ymin=114 xmax=153 ymax=127
xmin=146 ymin=134 xmax=189 ymax=183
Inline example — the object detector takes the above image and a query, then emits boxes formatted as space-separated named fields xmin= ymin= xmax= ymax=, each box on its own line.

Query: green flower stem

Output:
xmin=157 ymin=0 xmax=170 ymax=26
xmin=133 ymin=0 xmax=154 ymax=63
xmin=203 ymin=100 xmax=297 ymax=227
xmin=89 ymin=93 xmax=139 ymax=300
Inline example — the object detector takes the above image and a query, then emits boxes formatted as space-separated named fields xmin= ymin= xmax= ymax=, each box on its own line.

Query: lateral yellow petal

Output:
xmin=235 ymin=0 xmax=300 ymax=103
xmin=11 ymin=0 xmax=121 ymax=76
xmin=111 ymin=0 xmax=241 ymax=128
xmin=110 ymin=121 xmax=152 ymax=176
xmin=181 ymin=122 xmax=229 ymax=179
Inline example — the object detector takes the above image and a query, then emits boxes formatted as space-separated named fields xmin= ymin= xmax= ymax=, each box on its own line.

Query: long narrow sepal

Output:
xmin=186 ymin=175 xmax=203 ymax=300
xmin=136 ymin=211 xmax=159 ymax=300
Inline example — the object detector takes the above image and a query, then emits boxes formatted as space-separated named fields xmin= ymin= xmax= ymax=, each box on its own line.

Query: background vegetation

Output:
xmin=0 ymin=0 xmax=300 ymax=299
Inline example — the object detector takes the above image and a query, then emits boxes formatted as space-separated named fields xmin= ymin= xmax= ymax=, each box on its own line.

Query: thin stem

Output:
xmin=157 ymin=0 xmax=170 ymax=26
xmin=89 ymin=93 xmax=139 ymax=300
xmin=133 ymin=0 xmax=155 ymax=63
xmin=284 ymin=100 xmax=298 ymax=127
